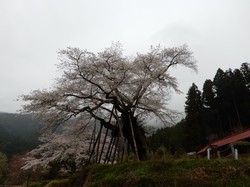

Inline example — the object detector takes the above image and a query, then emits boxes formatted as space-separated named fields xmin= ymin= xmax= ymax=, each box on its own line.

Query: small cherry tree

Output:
xmin=22 ymin=124 xmax=112 ymax=173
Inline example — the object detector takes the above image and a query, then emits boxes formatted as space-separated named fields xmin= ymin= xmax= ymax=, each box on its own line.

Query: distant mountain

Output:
xmin=0 ymin=113 xmax=42 ymax=156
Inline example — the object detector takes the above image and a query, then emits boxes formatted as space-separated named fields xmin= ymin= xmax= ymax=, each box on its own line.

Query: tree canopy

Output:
xmin=21 ymin=43 xmax=197 ymax=160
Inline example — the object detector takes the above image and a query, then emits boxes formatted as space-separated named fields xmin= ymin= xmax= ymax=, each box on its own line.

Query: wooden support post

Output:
xmin=115 ymin=108 xmax=128 ymax=163
xmin=88 ymin=124 xmax=103 ymax=164
xmin=96 ymin=127 xmax=102 ymax=163
xmin=104 ymin=136 xmax=114 ymax=164
xmin=101 ymin=107 xmax=114 ymax=164
xmin=107 ymin=137 xmax=116 ymax=163
xmin=207 ymin=148 xmax=211 ymax=160
xmin=217 ymin=150 xmax=221 ymax=159
xmin=98 ymin=128 xmax=109 ymax=164
xmin=235 ymin=149 xmax=238 ymax=160
xmin=112 ymin=136 xmax=119 ymax=164
xmin=129 ymin=114 xmax=140 ymax=161
xmin=231 ymin=144 xmax=235 ymax=158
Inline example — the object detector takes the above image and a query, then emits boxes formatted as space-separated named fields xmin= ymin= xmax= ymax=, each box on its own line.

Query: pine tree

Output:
xmin=240 ymin=62 xmax=250 ymax=89
xmin=185 ymin=83 xmax=205 ymax=151
xmin=213 ymin=68 xmax=234 ymax=134
xmin=185 ymin=83 xmax=203 ymax=121
xmin=213 ymin=66 xmax=250 ymax=134
xmin=201 ymin=79 xmax=219 ymax=136
xmin=231 ymin=68 xmax=250 ymax=128
xmin=202 ymin=79 xmax=215 ymax=109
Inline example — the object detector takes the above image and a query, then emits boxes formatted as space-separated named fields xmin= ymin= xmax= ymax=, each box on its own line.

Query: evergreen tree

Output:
xmin=148 ymin=120 xmax=186 ymax=154
xmin=213 ymin=68 xmax=234 ymax=134
xmin=240 ymin=62 xmax=250 ymax=89
xmin=213 ymin=66 xmax=250 ymax=134
xmin=201 ymin=79 xmax=219 ymax=137
xmin=239 ymin=63 xmax=250 ymax=127
xmin=202 ymin=79 xmax=215 ymax=109
xmin=185 ymin=83 xmax=203 ymax=121
xmin=185 ymin=83 xmax=205 ymax=151
xmin=231 ymin=68 xmax=250 ymax=128
xmin=149 ymin=63 xmax=250 ymax=154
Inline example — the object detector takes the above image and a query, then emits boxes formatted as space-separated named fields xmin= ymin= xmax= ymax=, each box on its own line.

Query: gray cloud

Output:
xmin=152 ymin=24 xmax=201 ymax=46
xmin=1 ymin=0 xmax=250 ymax=113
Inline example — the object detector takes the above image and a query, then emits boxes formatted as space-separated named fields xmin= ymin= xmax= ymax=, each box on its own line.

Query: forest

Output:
xmin=149 ymin=62 xmax=250 ymax=153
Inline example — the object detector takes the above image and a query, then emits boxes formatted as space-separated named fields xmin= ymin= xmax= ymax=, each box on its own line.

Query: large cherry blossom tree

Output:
xmin=21 ymin=43 xmax=197 ymax=160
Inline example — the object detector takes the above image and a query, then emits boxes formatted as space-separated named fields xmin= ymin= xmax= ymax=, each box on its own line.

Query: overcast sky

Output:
xmin=0 ymin=0 xmax=250 ymax=114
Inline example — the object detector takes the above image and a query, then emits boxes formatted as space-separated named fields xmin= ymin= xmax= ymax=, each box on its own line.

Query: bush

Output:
xmin=0 ymin=152 xmax=8 ymax=184
xmin=155 ymin=146 xmax=172 ymax=159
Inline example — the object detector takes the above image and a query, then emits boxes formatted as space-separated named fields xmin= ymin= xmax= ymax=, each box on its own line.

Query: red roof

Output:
xmin=197 ymin=128 xmax=250 ymax=155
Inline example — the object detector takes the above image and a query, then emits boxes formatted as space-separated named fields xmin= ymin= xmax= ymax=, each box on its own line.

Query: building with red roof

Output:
xmin=197 ymin=128 xmax=250 ymax=157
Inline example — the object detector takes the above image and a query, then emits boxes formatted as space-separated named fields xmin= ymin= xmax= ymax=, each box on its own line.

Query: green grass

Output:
xmin=87 ymin=158 xmax=250 ymax=187
xmin=27 ymin=158 xmax=250 ymax=187
xmin=28 ymin=173 xmax=84 ymax=187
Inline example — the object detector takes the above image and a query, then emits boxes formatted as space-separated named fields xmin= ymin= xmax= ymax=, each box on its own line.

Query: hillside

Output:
xmin=0 ymin=113 xmax=41 ymax=156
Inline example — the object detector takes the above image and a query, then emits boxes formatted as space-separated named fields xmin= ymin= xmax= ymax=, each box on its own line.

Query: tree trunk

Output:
xmin=121 ymin=111 xmax=148 ymax=160
xmin=99 ymin=111 xmax=149 ymax=161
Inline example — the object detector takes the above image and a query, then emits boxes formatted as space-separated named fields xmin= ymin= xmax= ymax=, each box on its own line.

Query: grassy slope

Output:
xmin=28 ymin=158 xmax=250 ymax=187
xmin=87 ymin=158 xmax=250 ymax=187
